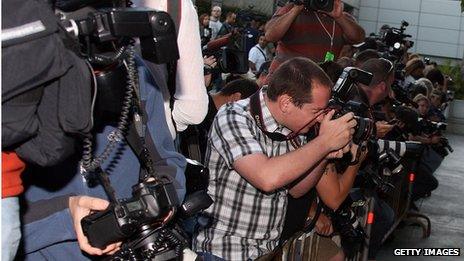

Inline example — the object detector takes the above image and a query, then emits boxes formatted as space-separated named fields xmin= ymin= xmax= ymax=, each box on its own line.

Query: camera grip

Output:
xmin=81 ymin=208 xmax=126 ymax=249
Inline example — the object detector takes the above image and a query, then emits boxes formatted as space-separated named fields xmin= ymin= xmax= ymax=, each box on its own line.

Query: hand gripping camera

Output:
xmin=330 ymin=67 xmax=377 ymax=145
xmin=81 ymin=179 xmax=179 ymax=249
xmin=291 ymin=0 xmax=334 ymax=12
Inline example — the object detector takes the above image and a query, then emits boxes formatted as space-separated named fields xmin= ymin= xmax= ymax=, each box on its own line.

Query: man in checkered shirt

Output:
xmin=194 ymin=57 xmax=357 ymax=260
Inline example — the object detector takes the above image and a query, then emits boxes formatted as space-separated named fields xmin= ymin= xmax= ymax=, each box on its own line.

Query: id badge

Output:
xmin=324 ymin=51 xmax=335 ymax=62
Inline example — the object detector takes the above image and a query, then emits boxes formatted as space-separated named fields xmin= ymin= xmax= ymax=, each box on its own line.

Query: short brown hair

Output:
xmin=360 ymin=58 xmax=393 ymax=86
xmin=267 ymin=57 xmax=332 ymax=107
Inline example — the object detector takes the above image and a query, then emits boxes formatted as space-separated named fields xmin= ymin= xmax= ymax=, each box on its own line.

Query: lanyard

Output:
xmin=314 ymin=12 xmax=336 ymax=52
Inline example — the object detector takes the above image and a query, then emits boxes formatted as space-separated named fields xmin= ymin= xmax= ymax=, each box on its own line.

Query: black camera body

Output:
xmin=292 ymin=0 xmax=334 ymax=12
xmin=330 ymin=67 xmax=376 ymax=145
xmin=325 ymin=198 xmax=365 ymax=259
xmin=418 ymin=118 xmax=447 ymax=135
xmin=82 ymin=179 xmax=179 ymax=248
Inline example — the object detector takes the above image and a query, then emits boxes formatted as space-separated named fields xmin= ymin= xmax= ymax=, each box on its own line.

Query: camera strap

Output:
xmin=249 ymin=91 xmax=296 ymax=142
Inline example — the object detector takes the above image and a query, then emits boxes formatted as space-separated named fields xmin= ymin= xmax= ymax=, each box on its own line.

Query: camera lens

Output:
xmin=314 ymin=0 xmax=329 ymax=8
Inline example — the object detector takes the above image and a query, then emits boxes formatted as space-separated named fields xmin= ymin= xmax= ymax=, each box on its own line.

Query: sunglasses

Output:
xmin=380 ymin=58 xmax=394 ymax=79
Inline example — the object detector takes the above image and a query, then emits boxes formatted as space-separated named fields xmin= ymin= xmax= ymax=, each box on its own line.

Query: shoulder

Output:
xmin=213 ymin=100 xmax=253 ymax=128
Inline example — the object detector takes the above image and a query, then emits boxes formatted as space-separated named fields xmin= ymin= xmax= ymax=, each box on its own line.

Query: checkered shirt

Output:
xmin=194 ymin=88 xmax=307 ymax=260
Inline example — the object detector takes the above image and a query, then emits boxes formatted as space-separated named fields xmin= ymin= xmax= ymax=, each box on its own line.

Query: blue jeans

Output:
xmin=2 ymin=197 xmax=21 ymax=261
xmin=197 ymin=252 xmax=225 ymax=261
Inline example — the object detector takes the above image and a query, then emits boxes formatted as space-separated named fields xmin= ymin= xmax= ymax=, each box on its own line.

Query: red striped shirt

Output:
xmin=269 ymin=4 xmax=347 ymax=74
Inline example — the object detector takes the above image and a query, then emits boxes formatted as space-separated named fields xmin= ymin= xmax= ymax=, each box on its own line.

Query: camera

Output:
xmin=325 ymin=198 xmax=365 ymax=259
xmin=291 ymin=0 xmax=334 ymax=12
xmin=82 ymin=177 xmax=213 ymax=260
xmin=202 ymin=34 xmax=249 ymax=74
xmin=380 ymin=21 xmax=414 ymax=58
xmin=82 ymin=179 xmax=179 ymax=249
xmin=417 ymin=118 xmax=447 ymax=135
xmin=391 ymin=82 xmax=418 ymax=108
xmin=330 ymin=67 xmax=376 ymax=145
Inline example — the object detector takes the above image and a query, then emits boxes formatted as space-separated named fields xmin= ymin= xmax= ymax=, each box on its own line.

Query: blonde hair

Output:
xmin=413 ymin=93 xmax=429 ymax=104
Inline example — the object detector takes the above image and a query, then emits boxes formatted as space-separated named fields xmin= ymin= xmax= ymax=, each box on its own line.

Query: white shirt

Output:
xmin=139 ymin=0 xmax=209 ymax=139
xmin=248 ymin=44 xmax=270 ymax=72
xmin=209 ymin=19 xmax=222 ymax=39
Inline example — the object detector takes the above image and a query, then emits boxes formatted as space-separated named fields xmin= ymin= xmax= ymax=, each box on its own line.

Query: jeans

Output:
xmin=2 ymin=197 xmax=21 ymax=261
xmin=197 ymin=252 xmax=225 ymax=261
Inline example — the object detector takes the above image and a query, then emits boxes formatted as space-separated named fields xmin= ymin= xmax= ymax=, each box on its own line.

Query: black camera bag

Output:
xmin=2 ymin=0 xmax=92 ymax=166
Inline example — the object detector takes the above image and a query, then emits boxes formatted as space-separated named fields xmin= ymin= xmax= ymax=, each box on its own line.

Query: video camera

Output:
xmin=379 ymin=21 xmax=414 ymax=59
xmin=290 ymin=0 xmax=334 ymax=12
xmin=202 ymin=33 xmax=249 ymax=74
xmin=330 ymin=67 xmax=376 ymax=145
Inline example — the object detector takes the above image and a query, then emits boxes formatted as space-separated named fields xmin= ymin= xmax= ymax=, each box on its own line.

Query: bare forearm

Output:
xmin=334 ymin=164 xmax=360 ymax=205
xmin=289 ymin=159 xmax=328 ymax=198
xmin=262 ymin=137 xmax=332 ymax=190
xmin=317 ymin=164 xmax=359 ymax=210
xmin=249 ymin=62 xmax=257 ymax=73
xmin=335 ymin=13 xmax=365 ymax=44
xmin=265 ymin=6 xmax=302 ymax=42
xmin=237 ymin=136 xmax=331 ymax=192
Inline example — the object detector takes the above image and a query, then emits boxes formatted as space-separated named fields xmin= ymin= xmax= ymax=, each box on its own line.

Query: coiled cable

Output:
xmin=81 ymin=44 xmax=138 ymax=174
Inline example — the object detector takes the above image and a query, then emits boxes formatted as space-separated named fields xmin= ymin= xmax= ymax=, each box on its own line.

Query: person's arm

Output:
xmin=232 ymin=111 xmax=356 ymax=193
xmin=265 ymin=3 xmax=304 ymax=42
xmin=249 ymin=61 xmax=257 ymax=74
xmin=171 ymin=0 xmax=209 ymax=131
xmin=376 ymin=121 xmax=394 ymax=138
xmin=324 ymin=0 xmax=365 ymax=44
xmin=316 ymin=163 xmax=359 ymax=210
xmin=316 ymin=144 xmax=367 ymax=210
xmin=248 ymin=48 xmax=258 ymax=73
xmin=409 ymin=133 xmax=441 ymax=144
xmin=288 ymin=159 xmax=328 ymax=198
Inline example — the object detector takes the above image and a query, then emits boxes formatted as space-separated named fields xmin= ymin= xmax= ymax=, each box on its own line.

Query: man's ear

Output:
xmin=378 ymin=81 xmax=387 ymax=93
xmin=232 ymin=92 xmax=242 ymax=102
xmin=278 ymin=94 xmax=292 ymax=113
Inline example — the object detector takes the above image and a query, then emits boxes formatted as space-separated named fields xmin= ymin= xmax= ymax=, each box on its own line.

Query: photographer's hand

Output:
xmin=321 ymin=0 xmax=343 ymax=19
xmin=315 ymin=213 xmax=333 ymax=236
xmin=319 ymin=110 xmax=356 ymax=153
xmin=69 ymin=196 xmax=121 ymax=255
xmin=430 ymin=135 xmax=442 ymax=144
xmin=376 ymin=121 xmax=394 ymax=138
xmin=350 ymin=143 xmax=368 ymax=164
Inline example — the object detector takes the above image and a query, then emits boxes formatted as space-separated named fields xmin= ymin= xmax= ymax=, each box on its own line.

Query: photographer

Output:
xmin=180 ymin=78 xmax=259 ymax=163
xmin=265 ymin=0 xmax=365 ymax=75
xmin=193 ymin=57 xmax=357 ymax=260
xmin=216 ymin=12 xmax=237 ymax=39
xmin=248 ymin=34 xmax=272 ymax=75
xmin=404 ymin=58 xmax=425 ymax=86
xmin=351 ymin=58 xmax=396 ymax=138
xmin=20 ymin=58 xmax=188 ymax=260
xmin=345 ymin=58 xmax=399 ymax=260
